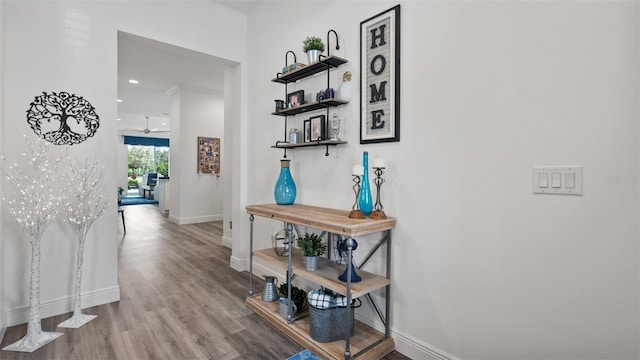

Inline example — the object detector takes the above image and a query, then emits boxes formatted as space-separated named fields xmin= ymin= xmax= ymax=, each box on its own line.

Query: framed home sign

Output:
xmin=360 ymin=5 xmax=400 ymax=144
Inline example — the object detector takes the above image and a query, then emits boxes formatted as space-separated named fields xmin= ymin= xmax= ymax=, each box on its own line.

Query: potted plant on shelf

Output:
xmin=279 ymin=283 xmax=307 ymax=312
xmin=297 ymin=232 xmax=327 ymax=271
xmin=303 ymin=36 xmax=325 ymax=64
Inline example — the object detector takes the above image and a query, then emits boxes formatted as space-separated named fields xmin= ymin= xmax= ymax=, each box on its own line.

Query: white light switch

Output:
xmin=565 ymin=173 xmax=576 ymax=189
xmin=533 ymin=166 xmax=583 ymax=195
xmin=538 ymin=172 xmax=548 ymax=188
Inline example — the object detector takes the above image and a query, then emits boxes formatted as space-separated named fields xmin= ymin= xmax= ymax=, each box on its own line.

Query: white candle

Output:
xmin=373 ymin=158 xmax=386 ymax=168
xmin=352 ymin=164 xmax=364 ymax=176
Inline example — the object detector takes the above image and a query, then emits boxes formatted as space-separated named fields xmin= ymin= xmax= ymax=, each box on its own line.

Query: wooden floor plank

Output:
xmin=0 ymin=204 xmax=410 ymax=360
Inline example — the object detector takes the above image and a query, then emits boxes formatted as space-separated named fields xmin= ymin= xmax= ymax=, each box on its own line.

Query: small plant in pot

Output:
xmin=303 ymin=36 xmax=325 ymax=64
xmin=297 ymin=232 xmax=327 ymax=271
xmin=279 ymin=283 xmax=307 ymax=312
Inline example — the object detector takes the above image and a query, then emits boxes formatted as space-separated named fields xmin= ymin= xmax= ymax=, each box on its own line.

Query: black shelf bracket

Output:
xmin=327 ymin=29 xmax=340 ymax=57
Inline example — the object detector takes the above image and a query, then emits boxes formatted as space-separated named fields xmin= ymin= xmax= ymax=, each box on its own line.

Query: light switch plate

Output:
xmin=533 ymin=166 xmax=583 ymax=195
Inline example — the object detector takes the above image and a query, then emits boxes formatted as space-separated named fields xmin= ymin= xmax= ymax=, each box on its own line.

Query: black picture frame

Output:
xmin=304 ymin=120 xmax=311 ymax=142
xmin=360 ymin=5 xmax=401 ymax=144
xmin=287 ymin=90 xmax=305 ymax=108
xmin=309 ymin=115 xmax=326 ymax=141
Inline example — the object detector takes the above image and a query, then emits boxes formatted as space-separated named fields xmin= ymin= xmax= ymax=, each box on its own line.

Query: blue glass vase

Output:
xmin=358 ymin=152 xmax=373 ymax=216
xmin=274 ymin=159 xmax=296 ymax=205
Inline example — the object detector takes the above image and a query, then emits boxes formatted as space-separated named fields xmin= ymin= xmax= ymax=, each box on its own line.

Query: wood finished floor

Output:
xmin=0 ymin=205 xmax=410 ymax=360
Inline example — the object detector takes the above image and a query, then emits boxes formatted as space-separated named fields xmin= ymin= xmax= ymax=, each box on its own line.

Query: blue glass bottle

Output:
xmin=274 ymin=159 xmax=296 ymax=205
xmin=358 ymin=152 xmax=373 ymax=216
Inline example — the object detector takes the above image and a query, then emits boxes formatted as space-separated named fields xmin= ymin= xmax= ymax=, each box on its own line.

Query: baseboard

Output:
xmin=169 ymin=214 xmax=223 ymax=225
xmin=355 ymin=313 xmax=458 ymax=360
xmin=221 ymin=236 xmax=232 ymax=249
xmin=6 ymin=285 xmax=120 ymax=327
xmin=230 ymin=255 xmax=247 ymax=272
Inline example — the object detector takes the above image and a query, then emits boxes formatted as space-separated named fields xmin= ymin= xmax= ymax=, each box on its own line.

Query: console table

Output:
xmin=245 ymin=204 xmax=396 ymax=360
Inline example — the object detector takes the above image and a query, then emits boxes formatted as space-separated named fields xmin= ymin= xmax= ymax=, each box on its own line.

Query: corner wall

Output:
xmin=245 ymin=1 xmax=639 ymax=359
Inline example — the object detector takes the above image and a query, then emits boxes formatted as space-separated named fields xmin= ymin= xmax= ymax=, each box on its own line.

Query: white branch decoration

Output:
xmin=57 ymin=151 xmax=110 ymax=328
xmin=2 ymin=136 xmax=65 ymax=352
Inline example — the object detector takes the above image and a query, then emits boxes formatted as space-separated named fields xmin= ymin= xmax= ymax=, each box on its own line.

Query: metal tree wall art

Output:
xmin=57 ymin=151 xmax=110 ymax=328
xmin=27 ymin=91 xmax=100 ymax=145
xmin=1 ymin=137 xmax=65 ymax=352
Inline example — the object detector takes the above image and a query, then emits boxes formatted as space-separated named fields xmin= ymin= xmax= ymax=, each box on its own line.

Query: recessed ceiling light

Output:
xmin=161 ymin=122 xmax=167 ymax=126
xmin=128 ymin=79 xmax=139 ymax=84
xmin=117 ymin=118 xmax=121 ymax=121
xmin=117 ymin=99 xmax=123 ymax=103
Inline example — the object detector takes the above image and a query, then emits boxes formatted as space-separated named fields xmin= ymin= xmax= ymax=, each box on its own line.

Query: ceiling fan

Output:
xmin=123 ymin=116 xmax=169 ymax=134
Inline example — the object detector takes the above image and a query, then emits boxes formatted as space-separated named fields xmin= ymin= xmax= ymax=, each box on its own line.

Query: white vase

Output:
xmin=338 ymin=80 xmax=352 ymax=102
xmin=307 ymin=49 xmax=321 ymax=64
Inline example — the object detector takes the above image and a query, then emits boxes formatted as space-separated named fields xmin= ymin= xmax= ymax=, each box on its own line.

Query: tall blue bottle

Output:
xmin=274 ymin=159 xmax=296 ymax=205
xmin=358 ymin=152 xmax=373 ymax=216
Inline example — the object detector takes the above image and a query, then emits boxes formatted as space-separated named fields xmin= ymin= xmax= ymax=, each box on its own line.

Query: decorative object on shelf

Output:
xmin=272 ymin=227 xmax=291 ymax=256
xmin=2 ymin=137 xmax=64 ymax=352
xmin=287 ymin=89 xmax=305 ymax=108
xmin=262 ymin=276 xmax=279 ymax=302
xmin=279 ymin=297 xmax=298 ymax=319
xmin=360 ymin=5 xmax=401 ymax=144
xmin=282 ymin=62 xmax=305 ymax=74
xmin=297 ymin=233 xmax=327 ymax=271
xmin=324 ymin=87 xmax=335 ymax=99
xmin=288 ymin=128 xmax=300 ymax=144
xmin=337 ymin=238 xmax=362 ymax=283
xmin=358 ymin=151 xmax=373 ymax=216
xmin=330 ymin=113 xmax=341 ymax=141
xmin=308 ymin=288 xmax=359 ymax=343
xmin=370 ymin=158 xmax=387 ymax=219
xmin=197 ymin=136 xmax=220 ymax=175
xmin=304 ymin=120 xmax=311 ymax=142
xmin=279 ymin=282 xmax=307 ymax=312
xmin=27 ymin=91 xmax=99 ymax=145
xmin=58 ymin=151 xmax=111 ymax=329
xmin=303 ymin=36 xmax=325 ymax=64
xmin=338 ymin=71 xmax=353 ymax=102
xmin=348 ymin=165 xmax=365 ymax=219
xmin=275 ymin=99 xmax=285 ymax=112
xmin=309 ymin=115 xmax=326 ymax=141
xmin=274 ymin=159 xmax=296 ymax=205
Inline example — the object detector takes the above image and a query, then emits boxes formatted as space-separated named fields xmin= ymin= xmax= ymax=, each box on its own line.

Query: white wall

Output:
xmin=0 ymin=0 xmax=5 ymax=341
xmin=169 ymin=86 xmax=225 ymax=224
xmin=1 ymin=0 xmax=246 ymax=326
xmin=245 ymin=1 xmax=639 ymax=359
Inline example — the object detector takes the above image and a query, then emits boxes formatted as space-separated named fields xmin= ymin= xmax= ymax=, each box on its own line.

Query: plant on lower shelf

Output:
xmin=279 ymin=283 xmax=307 ymax=311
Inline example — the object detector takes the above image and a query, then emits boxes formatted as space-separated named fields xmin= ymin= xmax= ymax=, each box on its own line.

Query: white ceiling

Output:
xmin=117 ymin=32 xmax=228 ymax=133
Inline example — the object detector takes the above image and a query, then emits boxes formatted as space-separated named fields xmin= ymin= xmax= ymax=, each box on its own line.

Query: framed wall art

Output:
xmin=360 ymin=5 xmax=401 ymax=144
xmin=304 ymin=119 xmax=311 ymax=142
xmin=309 ymin=115 xmax=326 ymax=141
xmin=197 ymin=136 xmax=220 ymax=175
xmin=287 ymin=90 xmax=305 ymax=108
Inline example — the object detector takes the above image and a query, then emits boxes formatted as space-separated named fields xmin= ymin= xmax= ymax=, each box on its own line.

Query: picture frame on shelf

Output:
xmin=310 ymin=115 xmax=326 ymax=141
xmin=360 ymin=5 xmax=401 ymax=144
xmin=287 ymin=90 xmax=305 ymax=108
xmin=304 ymin=120 xmax=311 ymax=142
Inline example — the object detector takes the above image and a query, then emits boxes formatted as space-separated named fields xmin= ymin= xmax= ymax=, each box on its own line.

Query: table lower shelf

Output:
xmin=246 ymin=295 xmax=394 ymax=360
